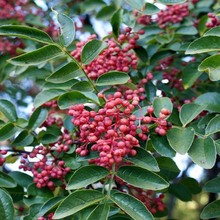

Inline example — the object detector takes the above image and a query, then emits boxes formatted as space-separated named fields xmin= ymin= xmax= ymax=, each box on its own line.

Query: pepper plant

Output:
xmin=0 ymin=0 xmax=220 ymax=219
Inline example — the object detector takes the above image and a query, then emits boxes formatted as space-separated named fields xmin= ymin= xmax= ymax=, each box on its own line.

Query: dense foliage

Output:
xmin=0 ymin=0 xmax=220 ymax=219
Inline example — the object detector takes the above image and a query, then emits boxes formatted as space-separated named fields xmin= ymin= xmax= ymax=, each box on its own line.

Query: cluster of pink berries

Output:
xmin=0 ymin=149 xmax=7 ymax=166
xmin=0 ymin=0 xmax=57 ymax=55
xmin=206 ymin=13 xmax=220 ymax=28
xmin=163 ymin=67 xmax=184 ymax=92
xmin=0 ymin=0 xmax=29 ymax=21
xmin=71 ymin=28 xmax=144 ymax=80
xmin=156 ymin=3 xmax=189 ymax=28
xmin=115 ymin=177 xmax=166 ymax=214
xmin=135 ymin=12 xmax=152 ymax=26
xmin=19 ymin=146 xmax=71 ymax=190
xmin=68 ymin=90 xmax=171 ymax=168
xmin=0 ymin=37 xmax=24 ymax=55
xmin=18 ymin=102 xmax=73 ymax=190
xmin=38 ymin=212 xmax=54 ymax=220
xmin=191 ymin=0 xmax=199 ymax=4
xmin=155 ymin=56 xmax=174 ymax=71
xmin=131 ymin=188 xmax=166 ymax=214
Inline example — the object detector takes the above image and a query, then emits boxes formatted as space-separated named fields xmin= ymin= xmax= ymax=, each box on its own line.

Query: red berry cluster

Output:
xmin=68 ymin=90 xmax=171 ymax=168
xmin=0 ymin=37 xmax=24 ymax=55
xmin=155 ymin=56 xmax=174 ymax=71
xmin=0 ymin=0 xmax=29 ymax=21
xmin=18 ymin=104 xmax=73 ymax=190
xmin=206 ymin=13 xmax=220 ymax=28
xmin=19 ymin=146 xmax=71 ymax=190
xmin=0 ymin=149 xmax=7 ymax=166
xmin=133 ymin=9 xmax=152 ymax=25
xmin=115 ymin=177 xmax=166 ymax=214
xmin=38 ymin=212 xmax=54 ymax=220
xmin=130 ymin=188 xmax=166 ymax=214
xmin=163 ymin=67 xmax=184 ymax=92
xmin=136 ymin=14 xmax=152 ymax=26
xmin=147 ymin=106 xmax=171 ymax=136
xmin=0 ymin=0 xmax=57 ymax=55
xmin=156 ymin=3 xmax=189 ymax=28
xmin=71 ymin=28 xmax=143 ymax=80
xmin=191 ymin=0 xmax=199 ymax=4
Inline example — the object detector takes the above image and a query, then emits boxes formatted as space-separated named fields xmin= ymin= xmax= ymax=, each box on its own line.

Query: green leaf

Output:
xmin=96 ymin=71 xmax=130 ymax=86
xmin=198 ymin=54 xmax=220 ymax=81
xmin=0 ymin=188 xmax=14 ymax=220
xmin=156 ymin=157 xmax=180 ymax=180
xmin=182 ymin=62 xmax=202 ymax=89
xmin=176 ymin=26 xmax=198 ymax=35
xmin=188 ymin=137 xmax=216 ymax=169
xmin=72 ymin=81 xmax=94 ymax=92
xmin=87 ymin=204 xmax=110 ymax=220
xmin=96 ymin=5 xmax=117 ymax=20
xmin=134 ymin=47 xmax=148 ymax=62
xmin=58 ymin=91 xmax=89 ymax=109
xmin=109 ymin=214 xmax=131 ymax=220
xmin=34 ymin=89 xmax=65 ymax=108
xmin=167 ymin=127 xmax=194 ymax=155
xmin=169 ymin=183 xmax=192 ymax=201
xmin=168 ymin=107 xmax=181 ymax=126
xmin=0 ymin=123 xmax=19 ymax=141
xmin=180 ymin=103 xmax=206 ymax=126
xmin=125 ymin=0 xmax=145 ymax=11
xmin=24 ymin=183 xmax=53 ymax=206
xmin=38 ymin=197 xmax=63 ymax=217
xmin=151 ymin=135 xmax=176 ymax=158
xmin=145 ymin=81 xmax=156 ymax=103
xmin=0 ymin=171 xmax=17 ymax=188
xmin=180 ymin=178 xmax=201 ymax=194
xmin=81 ymin=0 xmax=106 ymax=13
xmin=53 ymin=190 xmax=105 ymax=219
xmin=63 ymin=155 xmax=81 ymax=170
xmin=0 ymin=25 xmax=53 ymax=44
xmin=67 ymin=165 xmax=109 ymax=190
xmin=12 ymin=130 xmax=34 ymax=146
xmin=205 ymin=115 xmax=220 ymax=136
xmin=9 ymin=171 xmax=33 ymax=188
xmin=23 ymin=204 xmax=42 ymax=220
xmin=82 ymin=92 xmax=100 ymax=105
xmin=111 ymin=9 xmax=122 ymax=38
xmin=46 ymin=62 xmax=83 ymax=83
xmin=201 ymin=200 xmax=220 ymax=219
xmin=204 ymin=26 xmax=220 ymax=36
xmin=144 ymin=3 xmax=160 ymax=15
xmin=126 ymin=147 xmax=159 ymax=172
xmin=195 ymin=92 xmax=220 ymax=112
xmin=157 ymin=0 xmax=187 ymax=4
xmin=27 ymin=183 xmax=53 ymax=197
xmin=215 ymin=139 xmax=220 ymax=155
xmin=63 ymin=115 xmax=74 ymax=132
xmin=111 ymin=191 xmax=154 ymax=220
xmin=81 ymin=39 xmax=108 ymax=65
xmin=198 ymin=114 xmax=216 ymax=130
xmin=6 ymin=184 xmax=24 ymax=202
xmin=153 ymin=97 xmax=173 ymax=118
xmin=56 ymin=12 xmax=75 ymax=47
xmin=117 ymin=165 xmax=169 ymax=190
xmin=28 ymin=107 xmax=48 ymax=131
xmin=0 ymin=99 xmax=17 ymax=122
xmin=40 ymin=133 xmax=59 ymax=144
xmin=204 ymin=177 xmax=220 ymax=193
xmin=73 ymin=205 xmax=97 ymax=220
xmin=186 ymin=36 xmax=220 ymax=54
xmin=8 ymin=45 xmax=63 ymax=66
